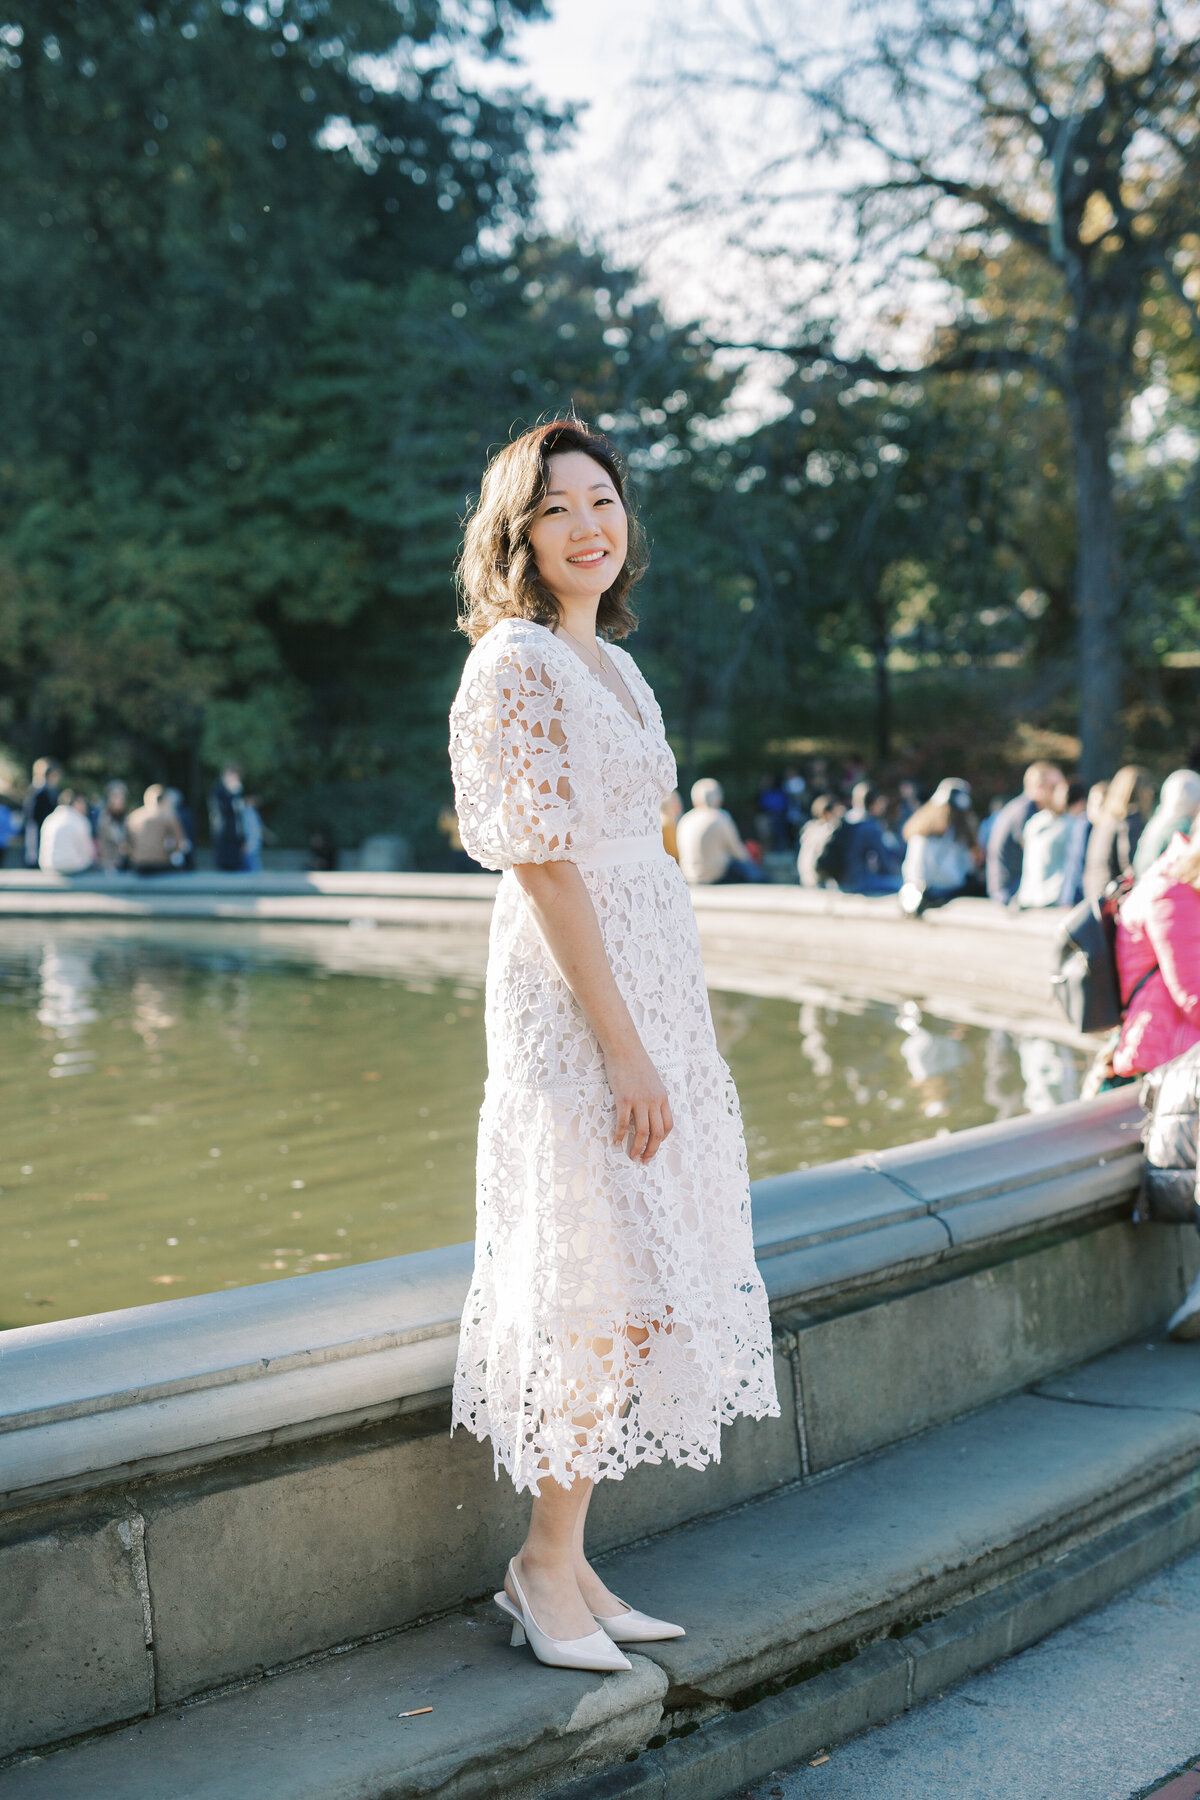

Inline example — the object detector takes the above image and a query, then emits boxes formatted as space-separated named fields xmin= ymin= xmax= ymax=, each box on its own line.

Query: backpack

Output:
xmin=815 ymin=817 xmax=852 ymax=884
xmin=1051 ymin=874 xmax=1157 ymax=1034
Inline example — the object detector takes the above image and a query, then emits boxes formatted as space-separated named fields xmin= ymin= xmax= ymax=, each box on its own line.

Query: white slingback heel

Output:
xmin=494 ymin=1562 xmax=632 ymax=1673
xmin=591 ymin=1600 xmax=685 ymax=1643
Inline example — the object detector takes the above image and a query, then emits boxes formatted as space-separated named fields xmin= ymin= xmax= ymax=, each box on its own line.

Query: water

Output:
xmin=0 ymin=922 xmax=1086 ymax=1330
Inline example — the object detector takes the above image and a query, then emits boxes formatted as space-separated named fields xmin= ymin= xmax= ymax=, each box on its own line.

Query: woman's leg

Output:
xmin=570 ymin=1482 xmax=627 ymax=1618
xmin=509 ymin=1476 xmax=598 ymax=1640
xmin=509 ymin=1320 xmax=655 ymax=1636
xmin=567 ymin=1320 xmax=653 ymax=1617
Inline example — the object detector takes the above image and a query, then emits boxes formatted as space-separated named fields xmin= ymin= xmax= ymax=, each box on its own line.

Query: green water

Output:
xmin=1 ymin=922 xmax=1085 ymax=1329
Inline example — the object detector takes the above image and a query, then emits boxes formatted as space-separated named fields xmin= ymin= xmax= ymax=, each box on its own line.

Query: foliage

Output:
xmin=668 ymin=0 xmax=1200 ymax=776
xmin=2 ymin=0 xmax=1199 ymax=848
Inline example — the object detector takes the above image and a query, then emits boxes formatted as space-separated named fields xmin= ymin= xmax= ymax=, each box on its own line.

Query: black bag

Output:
xmin=1051 ymin=875 xmax=1156 ymax=1035
xmin=815 ymin=817 xmax=851 ymax=884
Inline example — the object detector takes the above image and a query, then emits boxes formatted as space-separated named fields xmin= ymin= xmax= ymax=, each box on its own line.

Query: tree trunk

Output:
xmin=1066 ymin=340 xmax=1124 ymax=781
xmin=866 ymin=569 xmax=890 ymax=763
xmin=873 ymin=632 xmax=891 ymax=764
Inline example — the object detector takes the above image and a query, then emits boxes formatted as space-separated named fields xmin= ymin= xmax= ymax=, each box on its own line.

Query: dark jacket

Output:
xmin=1139 ymin=1042 xmax=1200 ymax=1225
xmin=1083 ymin=810 xmax=1145 ymax=903
xmin=208 ymin=783 xmax=245 ymax=872
xmin=985 ymin=793 xmax=1034 ymax=904
xmin=21 ymin=781 xmax=58 ymax=868
xmin=841 ymin=811 xmax=903 ymax=894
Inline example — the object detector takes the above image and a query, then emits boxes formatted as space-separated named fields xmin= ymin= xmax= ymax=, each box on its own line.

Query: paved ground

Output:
xmin=733 ymin=1543 xmax=1200 ymax=1800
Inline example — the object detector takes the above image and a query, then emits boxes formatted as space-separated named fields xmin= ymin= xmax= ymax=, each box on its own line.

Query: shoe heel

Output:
xmin=510 ymin=1621 xmax=526 ymax=1647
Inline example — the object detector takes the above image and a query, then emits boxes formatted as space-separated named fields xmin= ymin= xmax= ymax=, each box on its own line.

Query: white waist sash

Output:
xmin=571 ymin=833 xmax=668 ymax=870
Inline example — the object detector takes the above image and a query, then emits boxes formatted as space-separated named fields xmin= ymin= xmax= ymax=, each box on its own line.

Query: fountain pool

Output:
xmin=0 ymin=920 xmax=1086 ymax=1328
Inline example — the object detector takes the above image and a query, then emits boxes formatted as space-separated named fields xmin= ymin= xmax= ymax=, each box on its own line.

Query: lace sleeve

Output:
xmin=450 ymin=641 xmax=579 ymax=870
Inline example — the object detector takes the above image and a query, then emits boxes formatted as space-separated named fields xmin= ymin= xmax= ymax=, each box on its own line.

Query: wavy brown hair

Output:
xmin=456 ymin=419 xmax=648 ymax=643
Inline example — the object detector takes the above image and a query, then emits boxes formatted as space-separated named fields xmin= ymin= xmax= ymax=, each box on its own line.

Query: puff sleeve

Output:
xmin=449 ymin=639 xmax=587 ymax=870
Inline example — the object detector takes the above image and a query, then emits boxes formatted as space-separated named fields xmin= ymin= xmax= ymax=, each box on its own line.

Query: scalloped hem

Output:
xmin=450 ymin=1381 xmax=782 ymax=1497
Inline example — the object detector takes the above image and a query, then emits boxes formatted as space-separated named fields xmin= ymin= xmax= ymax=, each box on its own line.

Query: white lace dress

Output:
xmin=448 ymin=617 xmax=778 ymax=1495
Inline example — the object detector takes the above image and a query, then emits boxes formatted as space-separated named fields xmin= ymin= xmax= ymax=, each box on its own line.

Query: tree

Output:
xmin=0 ymin=0 xmax=552 ymax=474
xmin=724 ymin=349 xmax=1070 ymax=764
xmin=668 ymin=0 xmax=1200 ymax=776
xmin=0 ymin=236 xmax=739 ymax=851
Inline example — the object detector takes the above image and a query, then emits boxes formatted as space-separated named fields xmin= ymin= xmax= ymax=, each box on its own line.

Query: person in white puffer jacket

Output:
xmin=37 ymin=791 xmax=95 ymax=874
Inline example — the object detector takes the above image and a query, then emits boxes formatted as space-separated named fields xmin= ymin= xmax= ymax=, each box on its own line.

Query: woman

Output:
xmin=448 ymin=420 xmax=778 ymax=1674
xmin=1110 ymin=826 xmax=1200 ymax=1083
xmin=899 ymin=778 xmax=977 ymax=913
xmin=1133 ymin=769 xmax=1200 ymax=878
xmin=1082 ymin=764 xmax=1156 ymax=901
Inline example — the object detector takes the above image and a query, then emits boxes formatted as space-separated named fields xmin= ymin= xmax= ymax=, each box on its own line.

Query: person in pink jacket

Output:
xmin=1112 ymin=830 xmax=1200 ymax=1079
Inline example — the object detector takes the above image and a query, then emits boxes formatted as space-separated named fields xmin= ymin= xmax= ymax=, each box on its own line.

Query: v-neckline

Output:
xmin=542 ymin=625 xmax=647 ymax=732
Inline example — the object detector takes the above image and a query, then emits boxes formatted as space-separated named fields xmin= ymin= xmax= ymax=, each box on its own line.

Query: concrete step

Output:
xmin=718 ymin=1541 xmax=1200 ymax=1800
xmin=5 ymin=1341 xmax=1200 ymax=1800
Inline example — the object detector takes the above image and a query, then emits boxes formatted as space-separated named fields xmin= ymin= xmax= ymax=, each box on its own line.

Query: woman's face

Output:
xmin=527 ymin=451 xmax=628 ymax=609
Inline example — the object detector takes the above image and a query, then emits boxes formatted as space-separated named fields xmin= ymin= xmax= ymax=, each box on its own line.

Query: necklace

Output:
xmin=557 ymin=627 xmax=608 ymax=674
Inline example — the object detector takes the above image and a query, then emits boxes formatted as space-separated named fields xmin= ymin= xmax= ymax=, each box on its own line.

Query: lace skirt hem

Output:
xmin=450 ymin=1374 xmax=781 ymax=1496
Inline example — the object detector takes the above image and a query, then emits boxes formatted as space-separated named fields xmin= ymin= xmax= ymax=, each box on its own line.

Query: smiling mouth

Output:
xmin=566 ymin=549 xmax=607 ymax=565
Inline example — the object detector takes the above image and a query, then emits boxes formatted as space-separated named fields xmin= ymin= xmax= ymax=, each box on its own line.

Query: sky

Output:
xmin=483 ymin=0 xmax=912 ymax=432
xmin=503 ymin=0 xmax=662 ymax=247
xmin=497 ymin=0 xmax=903 ymax=357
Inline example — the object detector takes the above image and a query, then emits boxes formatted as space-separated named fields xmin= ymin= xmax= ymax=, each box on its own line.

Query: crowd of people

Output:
xmin=0 ymin=760 xmax=269 ymax=875
xmin=667 ymin=753 xmax=1200 ymax=924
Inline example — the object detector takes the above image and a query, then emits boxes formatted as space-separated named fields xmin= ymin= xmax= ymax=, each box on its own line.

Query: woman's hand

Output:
xmin=512 ymin=860 xmax=674 ymax=1162
xmin=604 ymin=1041 xmax=674 ymax=1162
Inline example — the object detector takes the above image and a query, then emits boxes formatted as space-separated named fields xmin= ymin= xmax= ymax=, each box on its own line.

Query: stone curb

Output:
xmin=544 ymin=1487 xmax=1200 ymax=1800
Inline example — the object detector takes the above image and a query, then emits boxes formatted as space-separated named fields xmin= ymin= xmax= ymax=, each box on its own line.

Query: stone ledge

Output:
xmin=0 ymin=874 xmax=1074 ymax=1036
xmin=6 ymin=1342 xmax=1200 ymax=1797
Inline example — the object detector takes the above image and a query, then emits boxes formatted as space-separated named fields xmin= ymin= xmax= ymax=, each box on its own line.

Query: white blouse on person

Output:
xmin=447 ymin=617 xmax=778 ymax=1495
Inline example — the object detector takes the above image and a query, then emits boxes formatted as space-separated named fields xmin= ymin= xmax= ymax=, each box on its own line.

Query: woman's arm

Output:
xmin=513 ymin=859 xmax=674 ymax=1164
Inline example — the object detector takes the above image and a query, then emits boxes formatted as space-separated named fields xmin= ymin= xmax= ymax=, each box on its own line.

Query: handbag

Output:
xmin=1052 ymin=875 xmax=1157 ymax=1034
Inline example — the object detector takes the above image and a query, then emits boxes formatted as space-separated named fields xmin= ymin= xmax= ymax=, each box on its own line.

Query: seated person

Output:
xmin=798 ymin=794 xmax=844 ymax=888
xmin=126 ymin=784 xmax=191 ymax=875
xmin=675 ymin=778 xmax=764 ymax=885
xmin=37 ymin=790 xmax=95 ymax=874
xmin=841 ymin=781 xmax=903 ymax=895
xmin=900 ymin=777 xmax=978 ymax=913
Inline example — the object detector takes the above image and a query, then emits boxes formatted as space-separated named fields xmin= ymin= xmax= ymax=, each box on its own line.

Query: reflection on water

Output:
xmin=708 ymin=989 xmax=1085 ymax=1178
xmin=0 ymin=922 xmax=1087 ymax=1328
